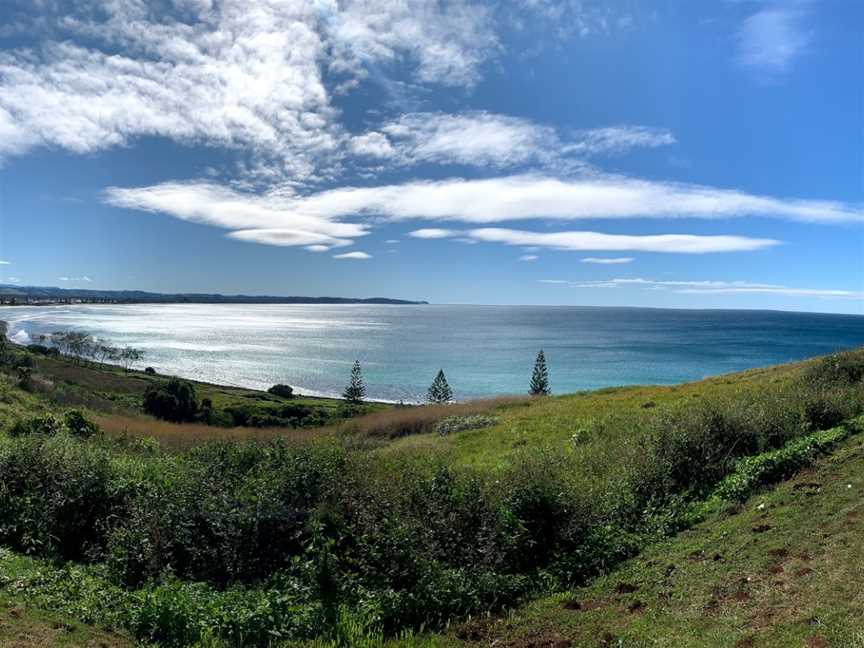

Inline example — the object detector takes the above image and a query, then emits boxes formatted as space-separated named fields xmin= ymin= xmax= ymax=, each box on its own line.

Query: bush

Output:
xmin=8 ymin=411 xmax=99 ymax=440
xmin=268 ymin=384 xmax=295 ymax=399
xmin=63 ymin=410 xmax=100 ymax=439
xmin=803 ymin=350 xmax=864 ymax=387
xmin=9 ymin=413 xmax=67 ymax=437
xmin=144 ymin=366 xmax=157 ymax=375
xmin=0 ymin=434 xmax=126 ymax=560
xmin=143 ymin=379 xmax=199 ymax=422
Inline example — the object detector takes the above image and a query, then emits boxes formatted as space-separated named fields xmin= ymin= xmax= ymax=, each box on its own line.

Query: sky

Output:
xmin=0 ymin=0 xmax=862 ymax=313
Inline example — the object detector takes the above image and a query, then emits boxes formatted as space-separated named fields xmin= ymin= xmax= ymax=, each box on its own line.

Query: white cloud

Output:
xmin=736 ymin=5 xmax=811 ymax=75
xmin=541 ymin=277 xmax=863 ymax=299
xmin=0 ymin=260 xmax=9 ymax=265
xmin=463 ymin=228 xmax=778 ymax=254
xmin=519 ymin=254 xmax=539 ymax=261
xmin=267 ymin=174 xmax=863 ymax=225
xmin=305 ymin=245 xmax=331 ymax=252
xmin=581 ymin=257 xmax=634 ymax=264
xmin=408 ymin=228 xmax=459 ymax=239
xmin=349 ymin=132 xmax=396 ymax=159
xmin=564 ymin=126 xmax=675 ymax=156
xmin=0 ymin=0 xmax=499 ymax=170
xmin=104 ymin=182 xmax=367 ymax=250
xmin=385 ymin=239 xmax=400 ymax=244
xmin=333 ymin=251 xmax=371 ymax=260
xmin=104 ymin=171 xmax=862 ymax=253
xmin=355 ymin=115 xmax=674 ymax=170
xmin=58 ymin=276 xmax=92 ymax=282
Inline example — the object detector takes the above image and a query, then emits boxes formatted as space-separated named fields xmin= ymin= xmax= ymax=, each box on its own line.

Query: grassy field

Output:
xmin=0 ymin=341 xmax=862 ymax=646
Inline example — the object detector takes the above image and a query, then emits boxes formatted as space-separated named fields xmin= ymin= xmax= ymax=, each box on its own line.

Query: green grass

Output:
xmin=381 ymin=360 xmax=807 ymax=472
xmin=419 ymin=427 xmax=864 ymax=648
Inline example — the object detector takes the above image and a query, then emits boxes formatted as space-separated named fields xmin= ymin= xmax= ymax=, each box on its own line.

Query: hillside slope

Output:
xmin=438 ymin=433 xmax=864 ymax=648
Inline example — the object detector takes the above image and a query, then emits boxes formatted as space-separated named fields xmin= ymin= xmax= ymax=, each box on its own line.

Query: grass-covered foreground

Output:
xmin=0 ymin=340 xmax=862 ymax=646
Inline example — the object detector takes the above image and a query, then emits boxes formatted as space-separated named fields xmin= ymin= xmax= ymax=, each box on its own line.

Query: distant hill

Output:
xmin=0 ymin=284 xmax=428 ymax=305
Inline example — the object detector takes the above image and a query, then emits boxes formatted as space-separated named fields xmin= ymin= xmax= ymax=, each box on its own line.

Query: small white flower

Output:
xmin=757 ymin=503 xmax=766 ymax=511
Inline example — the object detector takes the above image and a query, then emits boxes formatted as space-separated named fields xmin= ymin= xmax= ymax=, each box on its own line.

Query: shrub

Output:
xmin=143 ymin=378 xmax=199 ymax=422
xmin=9 ymin=413 xmax=66 ymax=437
xmin=63 ymin=410 xmax=100 ymax=439
xmin=144 ymin=366 xmax=157 ymax=375
xmin=268 ymin=384 xmax=295 ymax=398
xmin=0 ymin=434 xmax=126 ymax=560
xmin=803 ymin=350 xmax=864 ymax=387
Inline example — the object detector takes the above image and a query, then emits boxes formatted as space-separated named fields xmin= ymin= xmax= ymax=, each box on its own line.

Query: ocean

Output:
xmin=3 ymin=304 xmax=864 ymax=402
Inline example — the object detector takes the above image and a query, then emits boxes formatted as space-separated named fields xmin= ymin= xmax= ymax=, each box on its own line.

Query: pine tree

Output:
xmin=342 ymin=360 xmax=366 ymax=403
xmin=427 ymin=369 xmax=453 ymax=403
xmin=529 ymin=350 xmax=550 ymax=396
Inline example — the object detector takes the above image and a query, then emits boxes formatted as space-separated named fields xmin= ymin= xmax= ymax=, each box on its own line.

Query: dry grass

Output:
xmin=336 ymin=396 xmax=529 ymax=439
xmin=93 ymin=397 xmax=529 ymax=450
xmin=92 ymin=414 xmax=330 ymax=450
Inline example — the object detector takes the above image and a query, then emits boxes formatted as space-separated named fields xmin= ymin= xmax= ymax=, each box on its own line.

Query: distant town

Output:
xmin=0 ymin=284 xmax=428 ymax=306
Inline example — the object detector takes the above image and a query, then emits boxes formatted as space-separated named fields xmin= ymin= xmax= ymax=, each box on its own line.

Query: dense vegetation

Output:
xmin=0 ymin=337 xmax=862 ymax=646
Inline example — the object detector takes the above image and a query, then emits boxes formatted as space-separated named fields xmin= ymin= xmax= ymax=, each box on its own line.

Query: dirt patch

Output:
xmin=735 ymin=638 xmax=755 ymax=648
xmin=847 ymin=511 xmax=860 ymax=520
xmin=793 ymin=482 xmax=822 ymax=491
xmin=562 ymin=599 xmax=605 ymax=612
xmin=455 ymin=617 xmax=496 ymax=642
xmin=627 ymin=600 xmax=645 ymax=615
xmin=767 ymin=564 xmax=785 ymax=575
xmin=615 ymin=582 xmax=638 ymax=594
xmin=806 ymin=637 xmax=829 ymax=648
xmin=795 ymin=567 xmax=814 ymax=577
xmin=733 ymin=590 xmax=750 ymax=602
xmin=767 ymin=548 xmax=789 ymax=559
xmin=752 ymin=524 xmax=772 ymax=533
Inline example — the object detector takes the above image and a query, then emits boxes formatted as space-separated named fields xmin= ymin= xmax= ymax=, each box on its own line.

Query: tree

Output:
xmin=342 ymin=360 xmax=366 ymax=403
xmin=119 ymin=346 xmax=144 ymax=372
xmin=268 ymin=384 xmax=295 ymax=399
xmin=143 ymin=378 xmax=199 ymax=422
xmin=529 ymin=350 xmax=550 ymax=396
xmin=427 ymin=369 xmax=453 ymax=403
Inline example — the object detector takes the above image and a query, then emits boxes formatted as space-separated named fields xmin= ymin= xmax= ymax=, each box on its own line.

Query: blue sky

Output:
xmin=0 ymin=0 xmax=862 ymax=313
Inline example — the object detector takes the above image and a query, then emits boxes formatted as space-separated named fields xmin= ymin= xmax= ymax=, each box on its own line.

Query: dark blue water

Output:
xmin=4 ymin=304 xmax=864 ymax=401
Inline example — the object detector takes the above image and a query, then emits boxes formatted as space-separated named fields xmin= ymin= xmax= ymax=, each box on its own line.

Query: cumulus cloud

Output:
xmin=0 ymin=0 xmax=499 ymax=171
xmin=736 ymin=4 xmax=812 ymax=75
xmin=581 ymin=257 xmax=634 ymax=264
xmin=540 ymin=278 xmax=863 ymax=299
xmin=333 ymin=251 xmax=372 ymax=260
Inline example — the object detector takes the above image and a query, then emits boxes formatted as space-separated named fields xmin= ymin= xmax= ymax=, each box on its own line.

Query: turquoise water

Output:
xmin=4 ymin=304 xmax=864 ymax=401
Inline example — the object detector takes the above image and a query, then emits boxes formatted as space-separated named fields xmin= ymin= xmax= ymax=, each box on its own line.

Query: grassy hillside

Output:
xmin=433 ymin=429 xmax=864 ymax=648
xmin=0 ymin=341 xmax=861 ymax=646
